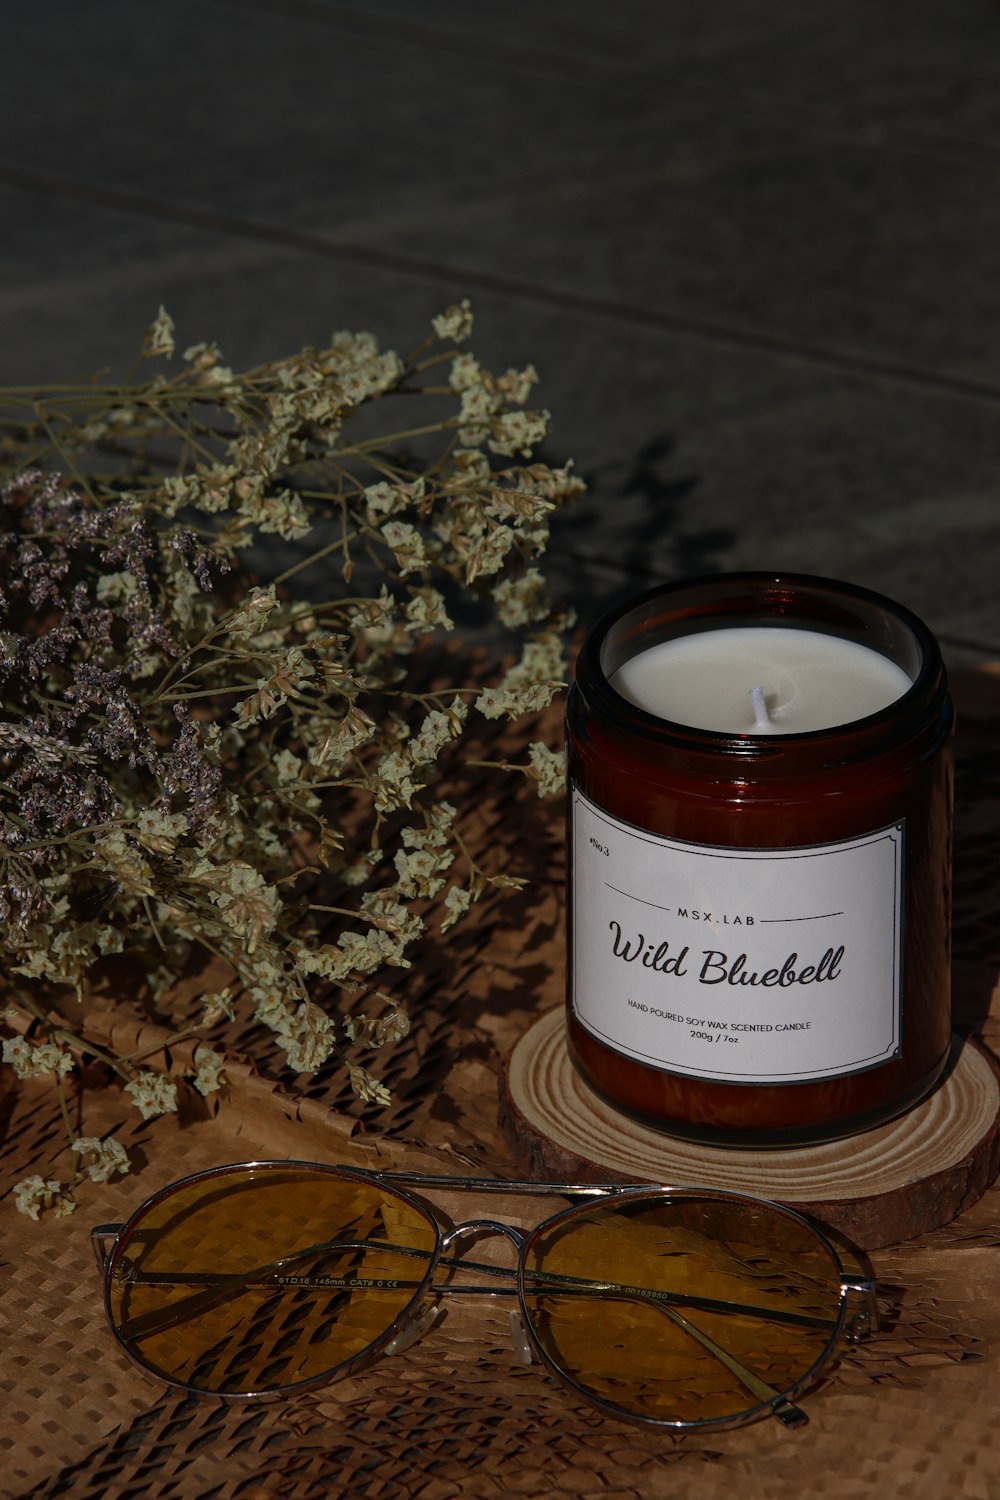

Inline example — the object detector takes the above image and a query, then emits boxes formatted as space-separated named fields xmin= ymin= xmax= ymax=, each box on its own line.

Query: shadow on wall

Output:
xmin=548 ymin=434 xmax=734 ymax=625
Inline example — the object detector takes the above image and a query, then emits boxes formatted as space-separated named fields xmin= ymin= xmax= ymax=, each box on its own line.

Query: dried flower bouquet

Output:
xmin=0 ymin=301 xmax=581 ymax=1217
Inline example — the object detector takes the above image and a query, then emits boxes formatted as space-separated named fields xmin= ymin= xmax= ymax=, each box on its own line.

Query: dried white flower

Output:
xmin=72 ymin=1135 xmax=131 ymax=1182
xmin=464 ymin=524 xmax=514 ymax=581
xmin=394 ymin=844 xmax=454 ymax=898
xmin=381 ymin=521 xmax=428 ymax=576
xmin=474 ymin=681 xmax=559 ymax=720
xmin=143 ymin=305 xmax=175 ymax=359
xmin=190 ymin=1050 xmax=225 ymax=1096
xmin=493 ymin=570 xmax=550 ymax=628
xmin=527 ymin=741 xmax=566 ymax=797
xmin=496 ymin=364 xmax=539 ymax=405
xmin=488 ymin=409 xmax=550 ymax=458
xmin=441 ymin=885 xmax=472 ymax=931
xmin=135 ymin=808 xmax=188 ymax=856
xmin=404 ymin=588 xmax=453 ymax=634
xmin=200 ymin=988 xmax=236 ymax=1024
xmin=364 ymin=481 xmax=408 ymax=521
xmin=226 ymin=585 xmax=278 ymax=641
xmin=449 ymin=353 xmax=482 ymax=392
xmin=347 ymin=1063 xmax=392 ymax=1106
xmin=273 ymin=747 xmax=305 ymax=785
xmin=374 ymin=750 xmax=422 ymax=811
xmin=502 ymin=632 xmax=567 ymax=688
xmin=124 ymin=1071 xmax=179 ymax=1120
xmin=278 ymin=1002 xmax=337 ymax=1073
xmin=458 ymin=384 xmax=500 ymax=447
xmin=250 ymin=488 xmax=312 ymax=541
xmin=205 ymin=864 xmax=282 ymax=952
xmin=344 ymin=1002 xmax=410 ymax=1049
xmin=0 ymin=303 xmax=580 ymax=1161
xmin=432 ymin=299 xmax=474 ymax=343
xmin=338 ymin=926 xmax=410 ymax=973
xmin=408 ymin=701 xmax=466 ymax=765
xmin=2 ymin=1036 xmax=74 ymax=1080
xmin=13 ymin=1175 xmax=76 ymax=1220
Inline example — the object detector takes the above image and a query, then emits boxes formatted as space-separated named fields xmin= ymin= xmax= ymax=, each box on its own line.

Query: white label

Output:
xmin=571 ymin=786 xmax=903 ymax=1085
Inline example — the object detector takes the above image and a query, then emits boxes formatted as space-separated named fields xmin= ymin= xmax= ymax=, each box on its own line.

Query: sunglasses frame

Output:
xmin=92 ymin=1160 xmax=878 ymax=1433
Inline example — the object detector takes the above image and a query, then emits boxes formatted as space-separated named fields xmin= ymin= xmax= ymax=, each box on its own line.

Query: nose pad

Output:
xmin=384 ymin=1301 xmax=442 ymax=1357
xmin=508 ymin=1309 xmax=536 ymax=1367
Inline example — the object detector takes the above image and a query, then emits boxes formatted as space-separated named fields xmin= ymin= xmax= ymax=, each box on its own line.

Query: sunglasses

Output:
xmin=91 ymin=1160 xmax=877 ymax=1433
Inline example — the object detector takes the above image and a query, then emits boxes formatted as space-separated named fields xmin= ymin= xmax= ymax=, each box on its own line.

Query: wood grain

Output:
xmin=499 ymin=1008 xmax=1000 ymax=1248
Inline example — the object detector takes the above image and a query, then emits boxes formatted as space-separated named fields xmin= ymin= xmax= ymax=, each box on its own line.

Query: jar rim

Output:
xmin=576 ymin=572 xmax=949 ymax=760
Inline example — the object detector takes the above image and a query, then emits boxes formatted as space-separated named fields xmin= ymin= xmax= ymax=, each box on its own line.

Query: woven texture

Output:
xmin=2 ymin=669 xmax=999 ymax=1499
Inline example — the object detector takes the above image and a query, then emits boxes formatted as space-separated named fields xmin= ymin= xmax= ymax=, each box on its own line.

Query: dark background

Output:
xmin=3 ymin=0 xmax=998 ymax=661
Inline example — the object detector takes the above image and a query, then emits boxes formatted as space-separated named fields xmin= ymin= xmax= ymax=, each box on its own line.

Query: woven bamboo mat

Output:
xmin=2 ymin=669 xmax=999 ymax=1499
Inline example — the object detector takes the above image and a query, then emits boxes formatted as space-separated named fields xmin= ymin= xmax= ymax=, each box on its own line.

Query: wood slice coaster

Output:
xmin=499 ymin=1007 xmax=1000 ymax=1248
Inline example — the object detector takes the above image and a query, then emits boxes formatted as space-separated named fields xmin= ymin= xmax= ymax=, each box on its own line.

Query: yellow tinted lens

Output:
xmin=108 ymin=1166 xmax=437 ymax=1396
xmin=520 ymin=1192 xmax=843 ymax=1428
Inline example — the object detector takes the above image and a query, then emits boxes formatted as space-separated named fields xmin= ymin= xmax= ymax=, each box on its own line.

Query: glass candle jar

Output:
xmin=565 ymin=573 xmax=954 ymax=1145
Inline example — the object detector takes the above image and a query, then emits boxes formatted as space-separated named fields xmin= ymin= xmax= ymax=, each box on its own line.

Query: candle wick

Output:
xmin=749 ymin=685 xmax=771 ymax=728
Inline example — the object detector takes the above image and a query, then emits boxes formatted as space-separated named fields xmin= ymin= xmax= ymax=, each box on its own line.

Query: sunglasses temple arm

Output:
xmin=654 ymin=1303 xmax=809 ymax=1429
xmin=521 ymin=1271 xmax=838 ymax=1333
xmin=113 ymin=1237 xmax=438 ymax=1342
xmin=378 ymin=1284 xmax=804 ymax=1409
xmin=113 ymin=1242 xmax=846 ymax=1340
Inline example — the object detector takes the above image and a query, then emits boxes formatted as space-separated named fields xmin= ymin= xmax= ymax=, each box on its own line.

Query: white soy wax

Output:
xmin=610 ymin=626 xmax=912 ymax=734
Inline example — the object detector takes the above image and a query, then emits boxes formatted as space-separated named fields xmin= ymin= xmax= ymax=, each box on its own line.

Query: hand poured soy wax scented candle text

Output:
xmin=566 ymin=575 xmax=953 ymax=1145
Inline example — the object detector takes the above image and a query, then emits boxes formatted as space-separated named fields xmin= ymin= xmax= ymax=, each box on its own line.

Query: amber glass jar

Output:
xmin=565 ymin=573 xmax=954 ymax=1145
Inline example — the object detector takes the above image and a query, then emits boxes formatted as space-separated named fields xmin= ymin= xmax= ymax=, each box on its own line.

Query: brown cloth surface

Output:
xmin=2 ymin=669 xmax=999 ymax=1499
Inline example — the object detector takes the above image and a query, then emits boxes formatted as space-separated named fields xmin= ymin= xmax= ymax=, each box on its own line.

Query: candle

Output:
xmin=566 ymin=574 xmax=954 ymax=1145
xmin=611 ymin=626 xmax=913 ymax=735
